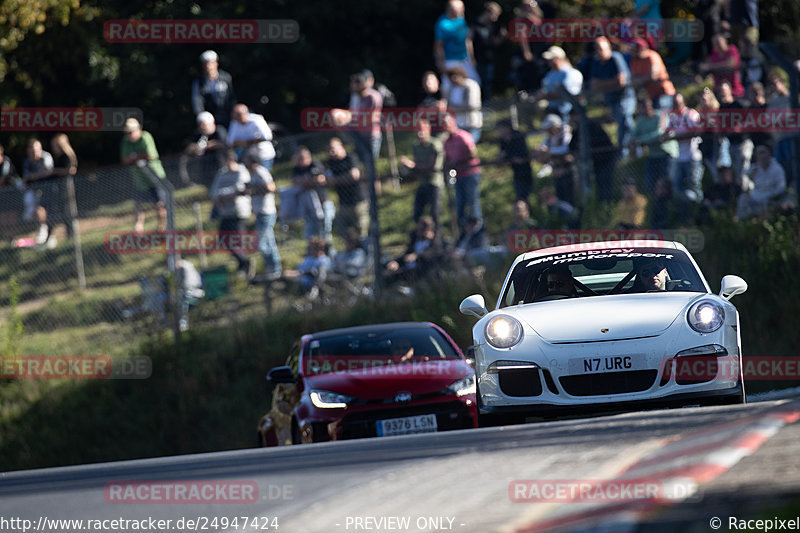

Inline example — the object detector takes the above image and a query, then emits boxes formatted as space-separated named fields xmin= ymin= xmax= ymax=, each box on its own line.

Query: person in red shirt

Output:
xmin=629 ymin=38 xmax=675 ymax=110
xmin=699 ymin=34 xmax=745 ymax=98
xmin=442 ymin=113 xmax=482 ymax=233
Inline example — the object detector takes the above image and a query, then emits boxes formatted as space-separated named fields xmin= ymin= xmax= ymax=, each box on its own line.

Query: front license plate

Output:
xmin=568 ymin=355 xmax=647 ymax=374
xmin=377 ymin=414 xmax=438 ymax=437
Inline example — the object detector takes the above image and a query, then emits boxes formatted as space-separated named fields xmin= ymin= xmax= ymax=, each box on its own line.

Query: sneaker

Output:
xmin=45 ymin=235 xmax=58 ymax=249
xmin=34 ymin=224 xmax=48 ymax=245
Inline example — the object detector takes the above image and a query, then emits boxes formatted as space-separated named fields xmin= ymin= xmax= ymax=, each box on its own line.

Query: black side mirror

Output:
xmin=267 ymin=366 xmax=296 ymax=384
xmin=465 ymin=345 xmax=476 ymax=370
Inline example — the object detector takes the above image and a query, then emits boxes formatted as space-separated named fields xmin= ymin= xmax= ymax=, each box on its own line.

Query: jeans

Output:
xmin=219 ymin=217 xmax=250 ymax=271
xmin=645 ymin=156 xmax=676 ymax=196
xmin=413 ymin=183 xmax=442 ymax=227
xmin=255 ymin=212 xmax=281 ymax=275
xmin=673 ymin=159 xmax=704 ymax=203
xmin=454 ymin=173 xmax=482 ymax=230
xmin=477 ymin=63 xmax=495 ymax=102
xmin=469 ymin=128 xmax=482 ymax=144
xmin=608 ymin=95 xmax=635 ymax=155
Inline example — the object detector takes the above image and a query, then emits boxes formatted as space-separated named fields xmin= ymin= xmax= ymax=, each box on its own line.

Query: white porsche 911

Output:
xmin=459 ymin=240 xmax=748 ymax=423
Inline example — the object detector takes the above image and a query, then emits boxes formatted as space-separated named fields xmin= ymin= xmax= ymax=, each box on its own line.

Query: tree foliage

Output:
xmin=1 ymin=0 xmax=798 ymax=165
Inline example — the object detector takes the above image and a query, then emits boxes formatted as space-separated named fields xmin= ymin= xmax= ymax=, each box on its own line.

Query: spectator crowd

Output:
xmin=1 ymin=0 xmax=798 ymax=300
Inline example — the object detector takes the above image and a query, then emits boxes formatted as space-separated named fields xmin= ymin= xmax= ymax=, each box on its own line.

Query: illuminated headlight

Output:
xmin=309 ymin=390 xmax=352 ymax=409
xmin=444 ymin=375 xmax=476 ymax=397
xmin=687 ymin=300 xmax=725 ymax=333
xmin=485 ymin=315 xmax=524 ymax=349
xmin=487 ymin=360 xmax=539 ymax=373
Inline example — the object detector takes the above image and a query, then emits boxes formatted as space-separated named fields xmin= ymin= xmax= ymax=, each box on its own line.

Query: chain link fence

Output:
xmin=3 ymin=92 xmax=794 ymax=354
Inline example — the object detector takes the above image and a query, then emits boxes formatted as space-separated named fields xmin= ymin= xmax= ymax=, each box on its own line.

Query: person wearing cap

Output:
xmin=610 ymin=177 xmax=648 ymax=229
xmin=191 ymin=50 xmax=236 ymax=128
xmin=434 ymin=0 xmax=481 ymax=95
xmin=536 ymin=45 xmax=583 ymax=120
xmin=120 ymin=118 xmax=167 ymax=233
xmin=185 ymin=111 xmax=228 ymax=186
xmin=535 ymin=113 xmax=576 ymax=206
xmin=630 ymin=38 xmax=675 ymax=111
xmin=589 ymin=36 xmax=636 ymax=158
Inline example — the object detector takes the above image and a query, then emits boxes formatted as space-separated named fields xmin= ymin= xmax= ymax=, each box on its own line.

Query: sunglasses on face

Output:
xmin=641 ymin=267 xmax=663 ymax=277
xmin=548 ymin=279 xmax=568 ymax=289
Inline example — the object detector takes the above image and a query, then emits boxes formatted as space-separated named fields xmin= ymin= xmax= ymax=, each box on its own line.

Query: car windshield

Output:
xmin=304 ymin=326 xmax=461 ymax=375
xmin=499 ymin=247 xmax=706 ymax=308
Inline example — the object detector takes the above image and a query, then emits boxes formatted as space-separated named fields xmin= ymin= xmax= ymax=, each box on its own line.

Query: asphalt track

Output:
xmin=2 ymin=398 xmax=800 ymax=533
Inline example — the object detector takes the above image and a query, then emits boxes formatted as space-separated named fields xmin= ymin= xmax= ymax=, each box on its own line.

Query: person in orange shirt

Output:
xmin=629 ymin=38 xmax=675 ymax=111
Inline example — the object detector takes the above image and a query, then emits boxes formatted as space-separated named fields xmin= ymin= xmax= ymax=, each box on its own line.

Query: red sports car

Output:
xmin=257 ymin=322 xmax=478 ymax=445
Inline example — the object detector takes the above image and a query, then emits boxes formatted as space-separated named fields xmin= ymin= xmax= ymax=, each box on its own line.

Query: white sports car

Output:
xmin=459 ymin=240 xmax=748 ymax=423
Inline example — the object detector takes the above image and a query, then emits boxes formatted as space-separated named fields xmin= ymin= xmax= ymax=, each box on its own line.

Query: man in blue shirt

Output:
xmin=590 ymin=37 xmax=636 ymax=158
xmin=434 ymin=0 xmax=480 ymax=93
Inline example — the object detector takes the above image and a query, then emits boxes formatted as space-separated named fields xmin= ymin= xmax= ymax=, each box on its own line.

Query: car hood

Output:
xmin=303 ymin=360 xmax=473 ymax=399
xmin=504 ymin=293 xmax=702 ymax=343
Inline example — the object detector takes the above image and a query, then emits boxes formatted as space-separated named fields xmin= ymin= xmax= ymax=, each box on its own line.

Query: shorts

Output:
xmin=134 ymin=187 xmax=166 ymax=205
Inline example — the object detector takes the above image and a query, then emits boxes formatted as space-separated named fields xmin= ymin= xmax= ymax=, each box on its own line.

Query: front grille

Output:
xmin=340 ymin=401 xmax=471 ymax=439
xmin=559 ymin=370 xmax=658 ymax=396
xmin=499 ymin=368 xmax=543 ymax=397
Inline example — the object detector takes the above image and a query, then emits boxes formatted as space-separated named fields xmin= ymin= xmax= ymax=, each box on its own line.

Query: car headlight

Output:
xmin=309 ymin=390 xmax=352 ymax=408
xmin=444 ymin=375 xmax=476 ymax=397
xmin=485 ymin=315 xmax=523 ymax=349
xmin=687 ymin=300 xmax=725 ymax=333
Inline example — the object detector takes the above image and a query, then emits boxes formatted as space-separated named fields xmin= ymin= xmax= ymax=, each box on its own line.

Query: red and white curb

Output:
xmin=513 ymin=407 xmax=800 ymax=533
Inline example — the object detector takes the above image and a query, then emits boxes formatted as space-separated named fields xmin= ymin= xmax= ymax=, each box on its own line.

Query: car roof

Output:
xmin=516 ymin=240 xmax=685 ymax=262
xmin=305 ymin=321 xmax=437 ymax=340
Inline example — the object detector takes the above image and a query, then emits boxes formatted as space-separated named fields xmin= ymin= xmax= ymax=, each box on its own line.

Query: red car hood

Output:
xmin=302 ymin=359 xmax=472 ymax=399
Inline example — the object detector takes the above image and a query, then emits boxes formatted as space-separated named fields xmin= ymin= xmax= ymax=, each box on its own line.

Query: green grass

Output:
xmin=1 ymin=94 xmax=800 ymax=471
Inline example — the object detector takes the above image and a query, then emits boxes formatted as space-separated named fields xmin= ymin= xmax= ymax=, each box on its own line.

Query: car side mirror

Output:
xmin=719 ymin=275 xmax=747 ymax=300
xmin=464 ymin=345 xmax=476 ymax=369
xmin=460 ymin=294 xmax=487 ymax=318
xmin=267 ymin=366 xmax=296 ymax=384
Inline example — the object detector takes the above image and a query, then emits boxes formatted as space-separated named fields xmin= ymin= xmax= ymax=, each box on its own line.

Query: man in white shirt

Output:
xmin=227 ymin=103 xmax=275 ymax=170
xmin=736 ymin=144 xmax=787 ymax=219
xmin=537 ymin=46 xmax=583 ymax=119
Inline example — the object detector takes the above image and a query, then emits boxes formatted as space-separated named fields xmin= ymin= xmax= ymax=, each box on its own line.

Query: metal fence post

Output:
xmin=142 ymin=162 xmax=181 ymax=344
xmin=65 ymin=175 xmax=86 ymax=290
